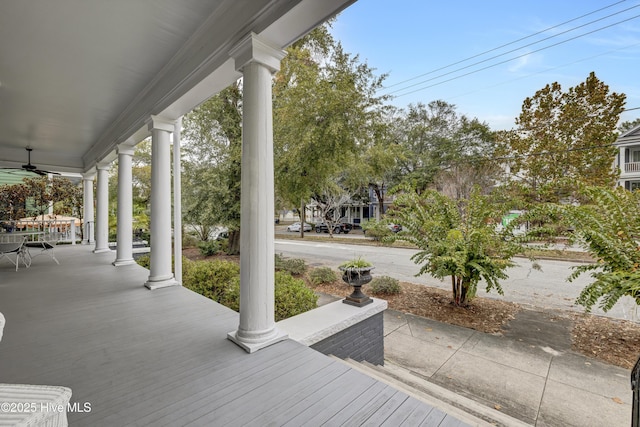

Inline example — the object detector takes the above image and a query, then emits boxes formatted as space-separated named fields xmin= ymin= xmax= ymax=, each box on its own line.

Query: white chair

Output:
xmin=0 ymin=236 xmax=31 ymax=271
xmin=25 ymin=232 xmax=60 ymax=265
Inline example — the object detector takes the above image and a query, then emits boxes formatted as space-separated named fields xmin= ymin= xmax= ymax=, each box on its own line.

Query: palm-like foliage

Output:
xmin=558 ymin=186 xmax=640 ymax=312
xmin=386 ymin=187 xmax=531 ymax=306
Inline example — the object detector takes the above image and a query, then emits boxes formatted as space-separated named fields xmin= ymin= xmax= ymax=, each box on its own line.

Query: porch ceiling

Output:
xmin=0 ymin=0 xmax=355 ymax=174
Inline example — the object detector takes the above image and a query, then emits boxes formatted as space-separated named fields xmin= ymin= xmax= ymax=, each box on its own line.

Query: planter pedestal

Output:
xmin=341 ymin=267 xmax=374 ymax=307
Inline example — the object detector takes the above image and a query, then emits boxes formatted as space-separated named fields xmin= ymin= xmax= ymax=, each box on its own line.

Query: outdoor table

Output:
xmin=0 ymin=231 xmax=44 ymax=243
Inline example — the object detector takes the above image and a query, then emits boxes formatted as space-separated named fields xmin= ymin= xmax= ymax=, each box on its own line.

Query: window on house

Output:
xmin=632 ymin=150 xmax=640 ymax=163
xmin=631 ymin=181 xmax=640 ymax=191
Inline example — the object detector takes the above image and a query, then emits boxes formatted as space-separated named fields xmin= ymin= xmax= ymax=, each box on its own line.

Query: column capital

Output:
xmin=229 ymin=33 xmax=286 ymax=74
xmin=116 ymin=143 xmax=135 ymax=157
xmin=96 ymin=162 xmax=110 ymax=171
xmin=147 ymin=115 xmax=176 ymax=133
xmin=82 ymin=171 xmax=96 ymax=180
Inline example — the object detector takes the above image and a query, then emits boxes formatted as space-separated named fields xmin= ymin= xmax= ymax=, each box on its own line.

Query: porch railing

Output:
xmin=625 ymin=162 xmax=640 ymax=173
xmin=7 ymin=220 xmax=78 ymax=244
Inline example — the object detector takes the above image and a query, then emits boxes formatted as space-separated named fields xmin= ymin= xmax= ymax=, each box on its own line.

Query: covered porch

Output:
xmin=0 ymin=245 xmax=468 ymax=426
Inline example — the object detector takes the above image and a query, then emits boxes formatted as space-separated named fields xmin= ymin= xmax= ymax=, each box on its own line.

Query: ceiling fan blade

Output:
xmin=35 ymin=169 xmax=60 ymax=176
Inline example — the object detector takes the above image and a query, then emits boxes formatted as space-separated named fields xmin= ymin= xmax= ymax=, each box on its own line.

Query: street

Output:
xmin=274 ymin=238 xmax=639 ymax=321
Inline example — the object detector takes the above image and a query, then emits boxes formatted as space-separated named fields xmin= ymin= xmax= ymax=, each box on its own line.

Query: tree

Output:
xmin=394 ymin=101 xmax=496 ymax=194
xmin=619 ymin=118 xmax=640 ymax=134
xmin=310 ymin=184 xmax=352 ymax=237
xmin=343 ymin=107 xmax=404 ymax=219
xmin=274 ymin=24 xmax=387 ymax=235
xmin=182 ymin=83 xmax=242 ymax=254
xmin=0 ymin=182 xmax=29 ymax=221
xmin=550 ymin=185 xmax=640 ymax=312
xmin=0 ymin=176 xmax=82 ymax=226
xmin=496 ymin=72 xmax=626 ymax=200
xmin=386 ymin=186 xmax=536 ymax=306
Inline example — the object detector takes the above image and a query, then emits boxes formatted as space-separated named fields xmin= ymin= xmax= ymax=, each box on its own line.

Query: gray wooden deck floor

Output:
xmin=0 ymin=245 xmax=468 ymax=426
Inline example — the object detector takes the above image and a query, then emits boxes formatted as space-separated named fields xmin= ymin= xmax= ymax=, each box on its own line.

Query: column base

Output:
xmin=144 ymin=276 xmax=178 ymax=290
xmin=113 ymin=258 xmax=136 ymax=267
xmin=93 ymin=248 xmax=111 ymax=254
xmin=227 ymin=328 xmax=288 ymax=354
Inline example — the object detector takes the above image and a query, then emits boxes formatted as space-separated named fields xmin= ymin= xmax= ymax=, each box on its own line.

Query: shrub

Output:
xmin=197 ymin=239 xmax=220 ymax=256
xmin=182 ymin=234 xmax=199 ymax=248
xmin=275 ymin=254 xmax=307 ymax=275
xmin=339 ymin=257 xmax=372 ymax=269
xmin=182 ymin=259 xmax=240 ymax=303
xmin=274 ymin=253 xmax=285 ymax=270
xmin=217 ymin=237 xmax=229 ymax=254
xmin=219 ymin=277 xmax=240 ymax=312
xmin=180 ymin=259 xmax=315 ymax=321
xmin=361 ymin=219 xmax=393 ymax=241
xmin=274 ymin=271 xmax=317 ymax=321
xmin=369 ymin=276 xmax=401 ymax=295
xmin=308 ymin=267 xmax=337 ymax=286
xmin=136 ymin=254 xmax=150 ymax=269
xmin=136 ymin=254 xmax=186 ymax=272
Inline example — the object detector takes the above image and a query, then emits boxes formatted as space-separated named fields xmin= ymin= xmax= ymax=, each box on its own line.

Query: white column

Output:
xmin=82 ymin=172 xmax=95 ymax=245
xmin=227 ymin=33 xmax=287 ymax=353
xmin=173 ymin=117 xmax=183 ymax=285
xmin=70 ymin=221 xmax=76 ymax=245
xmin=619 ymin=145 xmax=626 ymax=188
xmin=113 ymin=145 xmax=136 ymax=266
xmin=145 ymin=116 xmax=177 ymax=290
xmin=93 ymin=164 xmax=110 ymax=253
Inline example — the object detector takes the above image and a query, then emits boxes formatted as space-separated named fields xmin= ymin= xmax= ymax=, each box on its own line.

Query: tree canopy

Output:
xmin=273 ymin=25 xmax=387 ymax=229
xmin=393 ymin=100 xmax=496 ymax=195
xmin=385 ymin=186 xmax=536 ymax=306
xmin=496 ymin=72 xmax=626 ymax=200
xmin=539 ymin=185 xmax=640 ymax=313
xmin=182 ymin=83 xmax=243 ymax=253
xmin=0 ymin=176 xmax=82 ymax=223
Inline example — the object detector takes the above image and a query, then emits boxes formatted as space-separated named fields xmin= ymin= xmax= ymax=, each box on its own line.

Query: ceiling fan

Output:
xmin=5 ymin=147 xmax=60 ymax=176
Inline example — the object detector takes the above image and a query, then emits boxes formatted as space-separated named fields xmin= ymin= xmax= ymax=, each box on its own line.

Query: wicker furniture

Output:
xmin=0 ymin=384 xmax=72 ymax=427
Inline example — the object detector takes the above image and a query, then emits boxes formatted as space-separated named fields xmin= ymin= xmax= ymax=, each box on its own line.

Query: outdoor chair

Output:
xmin=0 ymin=313 xmax=73 ymax=427
xmin=0 ymin=236 xmax=31 ymax=271
xmin=25 ymin=232 xmax=61 ymax=265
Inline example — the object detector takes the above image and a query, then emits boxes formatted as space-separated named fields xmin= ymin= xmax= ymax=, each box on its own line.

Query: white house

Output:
xmin=615 ymin=124 xmax=640 ymax=190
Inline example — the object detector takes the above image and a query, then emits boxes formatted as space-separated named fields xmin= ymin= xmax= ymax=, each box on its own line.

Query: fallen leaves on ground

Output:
xmin=182 ymin=249 xmax=640 ymax=370
xmin=571 ymin=313 xmax=640 ymax=369
xmin=313 ymin=279 xmax=519 ymax=334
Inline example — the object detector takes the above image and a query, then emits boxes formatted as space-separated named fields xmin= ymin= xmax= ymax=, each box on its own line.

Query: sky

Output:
xmin=331 ymin=0 xmax=640 ymax=130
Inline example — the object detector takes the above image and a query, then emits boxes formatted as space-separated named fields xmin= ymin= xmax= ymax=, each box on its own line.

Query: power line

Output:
xmin=383 ymin=0 xmax=629 ymax=90
xmin=444 ymin=41 xmax=640 ymax=103
xmin=391 ymin=12 xmax=640 ymax=98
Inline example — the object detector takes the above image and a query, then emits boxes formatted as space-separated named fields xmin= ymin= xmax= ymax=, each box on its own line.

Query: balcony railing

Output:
xmin=625 ymin=162 xmax=640 ymax=173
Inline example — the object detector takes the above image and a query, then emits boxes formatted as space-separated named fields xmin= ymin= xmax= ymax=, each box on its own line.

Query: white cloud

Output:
xmin=507 ymin=52 xmax=537 ymax=73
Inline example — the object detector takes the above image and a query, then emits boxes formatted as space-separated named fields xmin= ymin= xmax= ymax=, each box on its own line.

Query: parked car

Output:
xmin=315 ymin=222 xmax=353 ymax=234
xmin=286 ymin=222 xmax=312 ymax=232
xmin=387 ymin=223 xmax=402 ymax=233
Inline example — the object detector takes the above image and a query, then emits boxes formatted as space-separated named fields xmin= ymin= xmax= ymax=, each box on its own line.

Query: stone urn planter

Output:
xmin=339 ymin=259 xmax=374 ymax=307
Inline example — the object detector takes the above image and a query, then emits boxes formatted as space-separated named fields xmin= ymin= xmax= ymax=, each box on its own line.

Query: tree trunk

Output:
xmin=227 ymin=229 xmax=240 ymax=255
xmin=373 ymin=185 xmax=384 ymax=220
xmin=451 ymin=275 xmax=469 ymax=307
xmin=300 ymin=199 xmax=305 ymax=238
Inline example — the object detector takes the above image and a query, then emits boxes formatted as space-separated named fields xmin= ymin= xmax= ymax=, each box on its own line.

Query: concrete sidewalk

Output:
xmin=383 ymin=308 xmax=632 ymax=426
